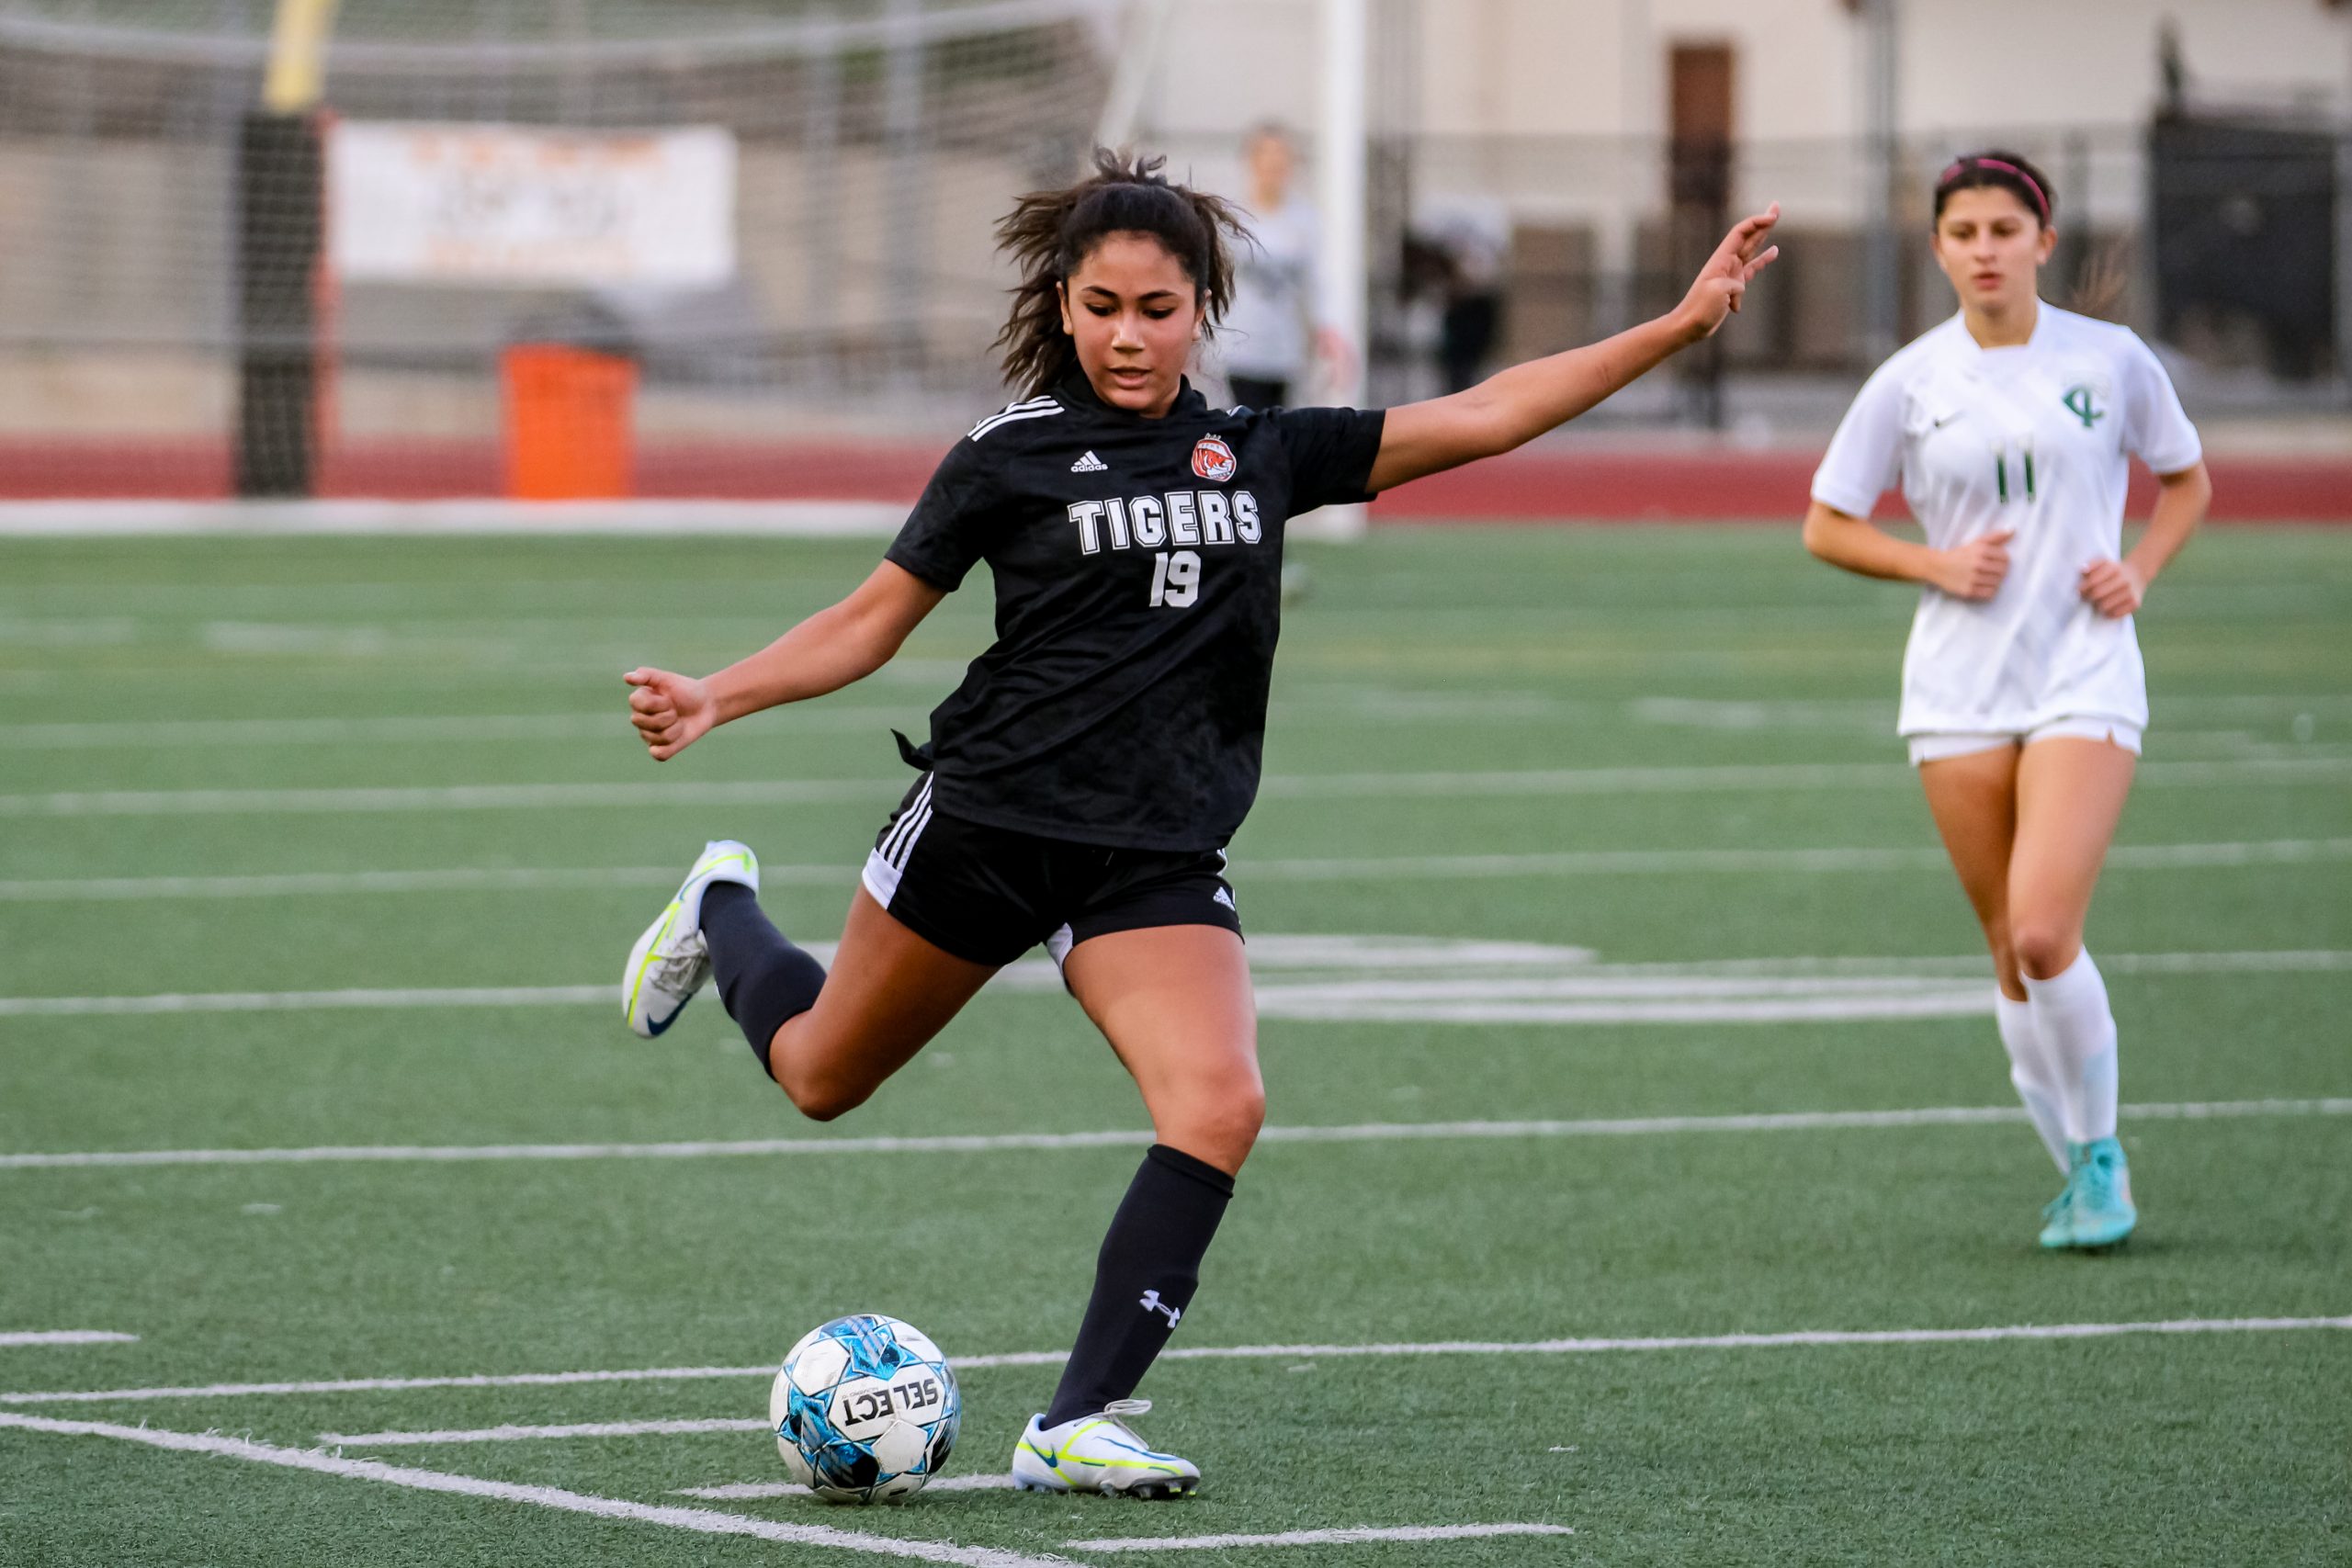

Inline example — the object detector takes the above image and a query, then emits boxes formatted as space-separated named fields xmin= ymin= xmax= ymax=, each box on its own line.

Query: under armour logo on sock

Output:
xmin=1138 ymin=1290 xmax=1182 ymax=1327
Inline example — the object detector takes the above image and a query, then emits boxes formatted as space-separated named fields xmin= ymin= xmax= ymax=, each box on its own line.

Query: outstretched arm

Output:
xmin=1365 ymin=206 xmax=1780 ymax=494
xmin=625 ymin=559 xmax=945 ymax=761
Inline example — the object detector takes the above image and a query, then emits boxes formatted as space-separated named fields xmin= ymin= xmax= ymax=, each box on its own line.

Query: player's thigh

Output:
xmin=1061 ymin=924 xmax=1262 ymax=1175
xmin=2008 ymin=736 xmax=2137 ymax=971
xmin=1916 ymin=742 xmax=2023 ymax=932
xmin=773 ymin=888 xmax=997 ymax=1115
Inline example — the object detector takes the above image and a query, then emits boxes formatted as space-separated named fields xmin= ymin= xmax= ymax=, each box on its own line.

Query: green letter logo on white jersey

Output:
xmin=2061 ymin=385 xmax=2105 ymax=430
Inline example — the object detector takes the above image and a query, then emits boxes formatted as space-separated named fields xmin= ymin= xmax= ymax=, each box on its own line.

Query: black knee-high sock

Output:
xmin=1043 ymin=1144 xmax=1234 ymax=1427
xmin=699 ymin=882 xmax=825 ymax=1077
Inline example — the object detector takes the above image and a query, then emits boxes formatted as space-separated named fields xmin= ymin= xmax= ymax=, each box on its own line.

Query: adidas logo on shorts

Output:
xmin=1070 ymin=450 xmax=1109 ymax=473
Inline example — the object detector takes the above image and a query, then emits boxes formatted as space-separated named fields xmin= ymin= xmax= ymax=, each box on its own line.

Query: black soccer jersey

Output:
xmin=884 ymin=367 xmax=1385 ymax=851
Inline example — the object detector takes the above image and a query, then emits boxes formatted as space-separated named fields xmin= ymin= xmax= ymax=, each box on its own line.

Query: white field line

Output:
xmin=3 ymin=1097 xmax=2346 ymax=1176
xmin=6 ymin=1316 xmax=2347 ymax=1411
xmin=1065 ymin=1523 xmax=1576 ymax=1552
xmin=0 ymin=1332 xmax=136 ymax=1348
xmin=9 ymin=709 xmax=920 ymax=750
xmin=0 ymin=778 xmax=899 ymax=818
xmin=10 ymin=836 xmax=2348 ymax=903
xmin=13 ymin=945 xmax=2351 ymax=1021
xmin=4 ymin=757 xmax=2346 ymax=818
xmin=0 ymin=986 xmax=617 ymax=1017
xmin=9 ymin=691 xmax=2333 ymax=751
xmin=1630 ymin=694 xmax=2352 ymax=731
xmin=0 ymin=1412 xmax=1059 ymax=1568
xmin=679 ymin=1476 xmax=1016 ymax=1500
xmin=1258 ymin=989 xmax=1995 ymax=1025
xmin=0 ymin=866 xmax=831 ymax=902
xmin=1 ymin=982 xmax=2004 ymax=1024
xmin=5 ymin=694 xmax=1574 ymax=750
xmin=0 ymin=500 xmax=911 ymax=537
xmin=323 ymin=1416 xmax=766 ymax=1447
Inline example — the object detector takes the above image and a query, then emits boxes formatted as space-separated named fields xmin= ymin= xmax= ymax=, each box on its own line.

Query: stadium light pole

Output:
xmin=1858 ymin=0 xmax=1902 ymax=364
xmin=237 ymin=0 xmax=338 ymax=498
xmin=1313 ymin=0 xmax=1370 ymax=539
xmin=1093 ymin=0 xmax=1174 ymax=155
xmin=2338 ymin=22 xmax=2352 ymax=404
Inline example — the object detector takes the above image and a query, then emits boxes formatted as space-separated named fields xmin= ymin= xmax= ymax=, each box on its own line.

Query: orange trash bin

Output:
xmin=502 ymin=344 xmax=637 ymax=500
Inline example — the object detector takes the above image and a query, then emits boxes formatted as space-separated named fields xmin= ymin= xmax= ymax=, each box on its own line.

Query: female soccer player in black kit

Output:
xmin=622 ymin=152 xmax=1778 ymax=1497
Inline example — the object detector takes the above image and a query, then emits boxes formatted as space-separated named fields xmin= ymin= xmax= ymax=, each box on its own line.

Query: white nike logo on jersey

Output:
xmin=1070 ymin=450 xmax=1108 ymax=473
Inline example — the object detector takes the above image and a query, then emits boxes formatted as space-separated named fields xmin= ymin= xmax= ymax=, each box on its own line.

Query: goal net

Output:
xmin=0 ymin=0 xmax=1123 ymax=502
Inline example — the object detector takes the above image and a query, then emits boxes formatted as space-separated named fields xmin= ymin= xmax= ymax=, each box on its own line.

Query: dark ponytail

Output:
xmin=992 ymin=148 xmax=1251 ymax=398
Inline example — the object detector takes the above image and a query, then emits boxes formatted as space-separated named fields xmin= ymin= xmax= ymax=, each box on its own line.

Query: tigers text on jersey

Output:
xmin=885 ymin=367 xmax=1385 ymax=851
xmin=1812 ymin=304 xmax=2201 ymax=738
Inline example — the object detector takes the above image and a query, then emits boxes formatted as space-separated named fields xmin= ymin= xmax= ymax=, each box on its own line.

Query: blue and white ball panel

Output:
xmin=771 ymin=1314 xmax=961 ymax=1504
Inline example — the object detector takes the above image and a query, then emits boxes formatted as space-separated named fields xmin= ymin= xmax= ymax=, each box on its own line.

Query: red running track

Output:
xmin=0 ymin=439 xmax=2345 ymax=522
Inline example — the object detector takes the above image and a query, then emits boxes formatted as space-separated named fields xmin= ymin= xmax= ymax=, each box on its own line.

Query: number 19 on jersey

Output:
xmin=1148 ymin=549 xmax=1201 ymax=608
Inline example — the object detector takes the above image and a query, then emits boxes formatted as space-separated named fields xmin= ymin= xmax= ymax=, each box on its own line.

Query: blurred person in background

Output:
xmin=1415 ymin=199 xmax=1510 ymax=394
xmin=1803 ymin=152 xmax=2212 ymax=1254
xmin=1220 ymin=122 xmax=1333 ymax=408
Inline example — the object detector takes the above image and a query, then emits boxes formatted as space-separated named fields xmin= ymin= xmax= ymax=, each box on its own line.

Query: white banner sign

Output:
xmin=328 ymin=122 xmax=736 ymax=288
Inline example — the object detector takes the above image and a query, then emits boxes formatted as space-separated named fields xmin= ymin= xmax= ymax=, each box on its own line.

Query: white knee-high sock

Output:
xmin=2023 ymin=950 xmax=2120 ymax=1145
xmin=1994 ymin=991 xmax=2069 ymax=1171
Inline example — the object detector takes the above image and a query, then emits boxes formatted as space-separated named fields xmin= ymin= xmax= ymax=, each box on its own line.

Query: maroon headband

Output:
xmin=1939 ymin=156 xmax=2050 ymax=223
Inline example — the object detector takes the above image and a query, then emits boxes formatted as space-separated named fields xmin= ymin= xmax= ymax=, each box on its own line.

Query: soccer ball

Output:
xmin=771 ymin=1314 xmax=961 ymax=1504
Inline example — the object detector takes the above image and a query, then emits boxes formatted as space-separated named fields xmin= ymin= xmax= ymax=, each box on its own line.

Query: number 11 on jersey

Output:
xmin=1148 ymin=549 xmax=1201 ymax=608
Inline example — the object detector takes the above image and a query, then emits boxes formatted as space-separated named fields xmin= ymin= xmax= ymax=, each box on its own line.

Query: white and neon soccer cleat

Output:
xmin=1010 ymin=1399 xmax=1199 ymax=1499
xmin=621 ymin=840 xmax=759 ymax=1039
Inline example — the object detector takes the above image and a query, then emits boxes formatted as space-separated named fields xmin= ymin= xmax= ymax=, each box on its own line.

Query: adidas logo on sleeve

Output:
xmin=1070 ymin=450 xmax=1108 ymax=473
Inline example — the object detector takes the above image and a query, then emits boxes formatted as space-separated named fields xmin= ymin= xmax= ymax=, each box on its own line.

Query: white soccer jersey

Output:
xmin=1812 ymin=304 xmax=2202 ymax=737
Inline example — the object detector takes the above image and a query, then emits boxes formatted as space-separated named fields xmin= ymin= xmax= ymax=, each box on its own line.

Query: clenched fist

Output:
xmin=625 ymin=667 xmax=717 ymax=761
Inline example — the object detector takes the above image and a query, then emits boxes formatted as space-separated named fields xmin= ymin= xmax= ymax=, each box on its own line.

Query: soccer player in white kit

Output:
xmin=1803 ymin=152 xmax=2212 ymax=1250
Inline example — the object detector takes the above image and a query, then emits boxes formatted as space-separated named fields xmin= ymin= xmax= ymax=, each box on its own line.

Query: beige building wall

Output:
xmin=1144 ymin=0 xmax=2352 ymax=214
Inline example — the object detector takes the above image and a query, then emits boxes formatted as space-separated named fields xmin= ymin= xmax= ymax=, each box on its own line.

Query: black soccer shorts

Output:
xmin=861 ymin=774 xmax=1242 ymax=968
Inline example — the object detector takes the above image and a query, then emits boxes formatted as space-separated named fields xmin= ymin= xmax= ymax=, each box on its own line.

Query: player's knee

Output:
xmin=1181 ymin=1078 xmax=1265 ymax=1168
xmin=2011 ymin=918 xmax=2079 ymax=981
xmin=1223 ymin=1080 xmax=1268 ymax=1148
xmin=774 ymin=1066 xmax=872 ymax=1123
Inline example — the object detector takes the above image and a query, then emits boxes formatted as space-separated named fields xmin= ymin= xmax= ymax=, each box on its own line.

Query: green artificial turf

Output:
xmin=2 ymin=526 xmax=2346 ymax=1565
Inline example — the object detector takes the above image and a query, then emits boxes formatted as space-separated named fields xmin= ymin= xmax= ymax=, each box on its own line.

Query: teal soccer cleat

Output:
xmin=2040 ymin=1136 xmax=2136 ymax=1250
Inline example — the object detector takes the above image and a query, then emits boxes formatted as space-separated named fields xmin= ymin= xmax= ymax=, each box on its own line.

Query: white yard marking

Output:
xmin=1 ymin=1364 xmax=779 ymax=1405
xmin=677 ymin=1476 xmax=1016 ymax=1500
xmin=13 ymin=942 xmax=2350 ymax=1022
xmin=1630 ymin=694 xmax=2352 ymax=730
xmin=1258 ymin=981 xmax=1996 ymax=1025
xmin=0 ymin=1412 xmax=1059 ymax=1567
xmin=0 ymin=779 xmax=899 ymax=818
xmin=4 ymin=757 xmax=2343 ymax=818
xmin=4 ymin=1098 xmax=2346 ymax=1175
xmin=6 ymin=1317 xmax=2345 ymax=1411
xmin=0 ymin=499 xmax=911 ymax=537
xmin=1066 ymin=1523 xmax=1576 ymax=1551
xmin=9 ymin=709 xmax=919 ymax=750
xmin=323 ymin=1416 xmax=766 ymax=1446
xmin=1249 ymin=836 xmax=2352 ymax=881
xmin=0 ymin=1332 xmax=137 ymax=1348
xmin=6 ymin=694 xmax=1568 ymax=751
xmin=0 ymin=986 xmax=618 ymax=1017
xmin=10 ymin=836 xmax=2346 ymax=903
